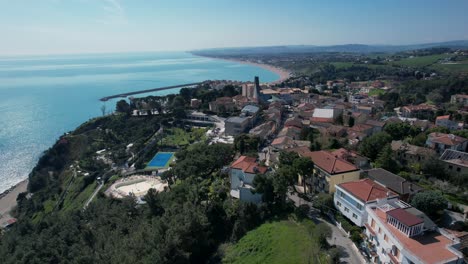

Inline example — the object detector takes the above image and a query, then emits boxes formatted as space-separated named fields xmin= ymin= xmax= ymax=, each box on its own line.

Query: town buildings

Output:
xmin=229 ymin=156 xmax=268 ymax=203
xmin=334 ymin=179 xmax=399 ymax=226
xmin=365 ymin=168 xmax=423 ymax=202
xmin=426 ymin=132 xmax=468 ymax=154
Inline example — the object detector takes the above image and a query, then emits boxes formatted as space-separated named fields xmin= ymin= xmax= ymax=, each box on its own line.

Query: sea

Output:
xmin=0 ymin=52 xmax=279 ymax=193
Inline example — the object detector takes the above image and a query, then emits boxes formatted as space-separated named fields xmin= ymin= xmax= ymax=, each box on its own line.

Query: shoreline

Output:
xmin=199 ymin=55 xmax=292 ymax=84
xmin=0 ymin=179 xmax=28 ymax=221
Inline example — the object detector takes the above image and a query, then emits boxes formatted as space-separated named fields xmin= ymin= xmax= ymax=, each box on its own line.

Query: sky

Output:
xmin=1 ymin=0 xmax=468 ymax=55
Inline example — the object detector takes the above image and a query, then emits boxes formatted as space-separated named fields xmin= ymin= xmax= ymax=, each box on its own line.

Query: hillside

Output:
xmin=223 ymin=219 xmax=330 ymax=264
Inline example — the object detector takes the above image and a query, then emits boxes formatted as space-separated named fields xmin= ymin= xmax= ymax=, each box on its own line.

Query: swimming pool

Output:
xmin=146 ymin=152 xmax=175 ymax=168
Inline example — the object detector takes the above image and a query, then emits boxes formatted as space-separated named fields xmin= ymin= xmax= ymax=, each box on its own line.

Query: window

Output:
xmin=371 ymin=219 xmax=376 ymax=229
xmin=336 ymin=201 xmax=341 ymax=207
xmin=352 ymin=213 xmax=357 ymax=219
xmin=378 ymin=227 xmax=381 ymax=234
xmin=384 ymin=234 xmax=389 ymax=242
xmin=340 ymin=192 xmax=345 ymax=198
xmin=344 ymin=207 xmax=349 ymax=213
xmin=356 ymin=203 xmax=363 ymax=210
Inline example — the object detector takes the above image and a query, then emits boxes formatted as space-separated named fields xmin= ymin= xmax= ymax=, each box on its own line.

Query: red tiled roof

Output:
xmin=428 ymin=132 xmax=467 ymax=146
xmin=310 ymin=117 xmax=334 ymax=123
xmin=387 ymin=208 xmax=423 ymax=227
xmin=350 ymin=124 xmax=373 ymax=132
xmin=436 ymin=115 xmax=450 ymax=120
xmin=305 ymin=150 xmax=359 ymax=174
xmin=373 ymin=209 xmax=458 ymax=263
xmin=339 ymin=179 xmax=397 ymax=203
xmin=231 ymin=156 xmax=268 ymax=174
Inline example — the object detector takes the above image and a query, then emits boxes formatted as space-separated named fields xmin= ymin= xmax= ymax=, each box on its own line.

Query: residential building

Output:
xmin=300 ymin=150 xmax=360 ymax=193
xmin=311 ymin=108 xmax=336 ymax=123
xmin=190 ymin=98 xmax=201 ymax=108
xmin=365 ymin=119 xmax=386 ymax=134
xmin=249 ymin=121 xmax=276 ymax=139
xmin=334 ymin=179 xmax=399 ymax=226
xmin=230 ymin=156 xmax=268 ymax=203
xmin=426 ymin=132 xmax=468 ymax=154
xmin=397 ymin=104 xmax=437 ymax=119
xmin=436 ymin=115 xmax=464 ymax=130
xmin=391 ymin=140 xmax=436 ymax=166
xmin=209 ymin=97 xmax=236 ymax=113
xmin=366 ymin=168 xmax=423 ymax=202
xmin=225 ymin=116 xmax=250 ymax=136
xmin=451 ymin=94 xmax=468 ymax=106
xmin=365 ymin=200 xmax=463 ymax=264
xmin=331 ymin=148 xmax=370 ymax=169
xmin=349 ymin=124 xmax=374 ymax=137
xmin=440 ymin=149 xmax=468 ymax=176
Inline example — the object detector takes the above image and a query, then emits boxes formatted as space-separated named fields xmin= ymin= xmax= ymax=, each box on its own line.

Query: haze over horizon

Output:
xmin=2 ymin=0 xmax=468 ymax=56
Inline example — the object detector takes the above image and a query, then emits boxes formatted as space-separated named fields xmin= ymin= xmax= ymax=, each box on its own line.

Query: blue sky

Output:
xmin=1 ymin=0 xmax=468 ymax=55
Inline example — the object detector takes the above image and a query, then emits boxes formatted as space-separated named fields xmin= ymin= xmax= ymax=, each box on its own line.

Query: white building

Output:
xmin=334 ymin=179 xmax=398 ymax=227
xmin=230 ymin=156 xmax=268 ymax=203
xmin=364 ymin=200 xmax=463 ymax=264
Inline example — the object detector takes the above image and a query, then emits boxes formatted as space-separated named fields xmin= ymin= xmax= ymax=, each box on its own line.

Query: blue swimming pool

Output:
xmin=147 ymin=152 xmax=174 ymax=168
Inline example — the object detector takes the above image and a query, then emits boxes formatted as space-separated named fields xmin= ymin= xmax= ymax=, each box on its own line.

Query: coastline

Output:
xmin=199 ymin=55 xmax=292 ymax=84
xmin=0 ymin=179 xmax=27 ymax=221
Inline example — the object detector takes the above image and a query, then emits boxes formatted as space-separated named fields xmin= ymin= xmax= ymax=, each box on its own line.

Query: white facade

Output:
xmin=364 ymin=204 xmax=464 ymax=264
xmin=230 ymin=168 xmax=262 ymax=203
xmin=334 ymin=187 xmax=367 ymax=226
xmin=334 ymin=186 xmax=398 ymax=227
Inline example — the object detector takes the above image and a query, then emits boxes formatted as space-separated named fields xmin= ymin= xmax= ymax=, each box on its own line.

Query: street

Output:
xmin=288 ymin=192 xmax=366 ymax=264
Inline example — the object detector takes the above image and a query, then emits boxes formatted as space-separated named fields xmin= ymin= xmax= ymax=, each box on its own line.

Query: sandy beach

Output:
xmin=201 ymin=56 xmax=292 ymax=84
xmin=0 ymin=180 xmax=28 ymax=221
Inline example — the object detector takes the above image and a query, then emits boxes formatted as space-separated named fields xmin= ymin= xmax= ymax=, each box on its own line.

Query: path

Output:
xmin=288 ymin=192 xmax=367 ymax=264
xmin=83 ymin=182 xmax=103 ymax=209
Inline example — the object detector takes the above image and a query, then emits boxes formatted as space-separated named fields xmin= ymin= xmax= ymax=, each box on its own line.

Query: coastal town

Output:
xmin=2 ymin=46 xmax=468 ymax=263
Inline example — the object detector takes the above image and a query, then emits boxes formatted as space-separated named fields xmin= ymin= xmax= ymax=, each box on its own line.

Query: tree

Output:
xmin=348 ymin=116 xmax=355 ymax=127
xmin=384 ymin=122 xmax=419 ymax=140
xmin=411 ymin=191 xmax=448 ymax=217
xmin=116 ymin=99 xmax=131 ymax=114
xmin=100 ymin=104 xmax=106 ymax=116
xmin=313 ymin=223 xmax=332 ymax=249
xmin=359 ymin=132 xmax=392 ymax=161
xmin=314 ymin=193 xmax=334 ymax=214
xmin=411 ymin=132 xmax=427 ymax=146
xmin=293 ymin=157 xmax=315 ymax=193
xmin=374 ymin=144 xmax=399 ymax=173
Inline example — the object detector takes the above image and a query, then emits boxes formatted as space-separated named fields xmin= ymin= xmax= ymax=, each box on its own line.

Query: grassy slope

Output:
xmin=223 ymin=219 xmax=323 ymax=264
xmin=161 ymin=127 xmax=207 ymax=147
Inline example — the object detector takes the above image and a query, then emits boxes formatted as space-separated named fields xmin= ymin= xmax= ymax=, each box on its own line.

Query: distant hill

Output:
xmin=191 ymin=40 xmax=468 ymax=56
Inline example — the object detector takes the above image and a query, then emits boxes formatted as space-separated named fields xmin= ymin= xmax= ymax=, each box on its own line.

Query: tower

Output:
xmin=253 ymin=76 xmax=260 ymax=99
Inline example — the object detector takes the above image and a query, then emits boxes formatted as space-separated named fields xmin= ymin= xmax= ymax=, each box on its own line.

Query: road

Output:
xmin=83 ymin=182 xmax=104 ymax=209
xmin=288 ymin=192 xmax=367 ymax=264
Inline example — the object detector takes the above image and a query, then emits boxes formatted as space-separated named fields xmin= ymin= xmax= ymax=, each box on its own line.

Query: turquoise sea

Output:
xmin=0 ymin=52 xmax=279 ymax=192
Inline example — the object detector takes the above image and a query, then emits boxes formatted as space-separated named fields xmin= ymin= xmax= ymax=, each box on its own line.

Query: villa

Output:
xmin=229 ymin=156 xmax=268 ymax=203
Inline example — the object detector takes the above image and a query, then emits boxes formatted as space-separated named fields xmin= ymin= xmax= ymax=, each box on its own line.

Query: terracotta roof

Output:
xmin=231 ymin=156 xmax=268 ymax=174
xmin=436 ymin=115 xmax=450 ymax=120
xmin=350 ymin=124 xmax=373 ymax=132
xmin=373 ymin=209 xmax=459 ymax=264
xmin=306 ymin=150 xmax=359 ymax=174
xmin=365 ymin=119 xmax=386 ymax=128
xmin=387 ymin=208 xmax=423 ymax=227
xmin=338 ymin=179 xmax=397 ymax=203
xmin=428 ymin=132 xmax=468 ymax=146
xmin=402 ymin=103 xmax=436 ymax=112
xmin=310 ymin=117 xmax=334 ymax=123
